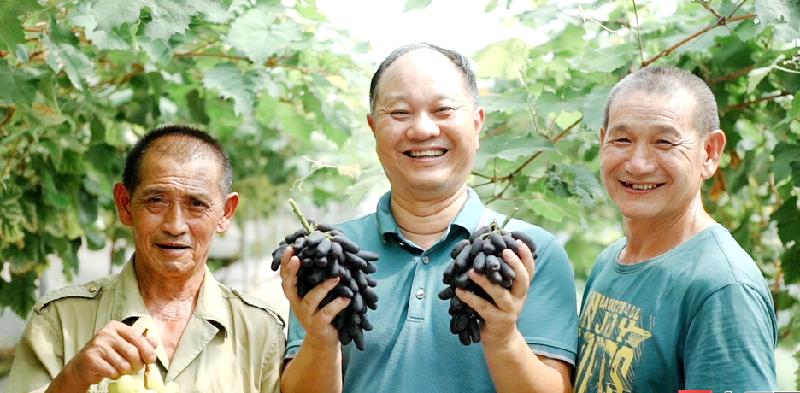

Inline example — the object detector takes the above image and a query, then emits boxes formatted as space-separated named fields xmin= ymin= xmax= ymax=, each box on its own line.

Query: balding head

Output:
xmin=369 ymin=43 xmax=479 ymax=115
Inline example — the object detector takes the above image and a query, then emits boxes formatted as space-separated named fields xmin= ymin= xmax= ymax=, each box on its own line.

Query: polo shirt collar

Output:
xmin=376 ymin=188 xmax=486 ymax=239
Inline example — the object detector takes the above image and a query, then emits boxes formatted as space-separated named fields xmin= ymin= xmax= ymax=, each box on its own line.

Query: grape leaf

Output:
xmin=43 ymin=38 xmax=95 ymax=91
xmin=0 ymin=61 xmax=36 ymax=104
xmin=755 ymin=0 xmax=800 ymax=32
xmin=225 ymin=6 xmax=302 ymax=64
xmin=0 ymin=0 xmax=38 ymax=52
xmin=91 ymin=0 xmax=146 ymax=30
xmin=202 ymin=62 xmax=257 ymax=116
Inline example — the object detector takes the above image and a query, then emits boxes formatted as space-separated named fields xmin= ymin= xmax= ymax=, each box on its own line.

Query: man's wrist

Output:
xmin=482 ymin=328 xmax=524 ymax=353
xmin=303 ymin=335 xmax=341 ymax=356
xmin=48 ymin=360 xmax=89 ymax=393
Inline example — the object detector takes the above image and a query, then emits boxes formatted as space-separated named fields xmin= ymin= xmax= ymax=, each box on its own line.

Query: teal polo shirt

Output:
xmin=286 ymin=188 xmax=578 ymax=392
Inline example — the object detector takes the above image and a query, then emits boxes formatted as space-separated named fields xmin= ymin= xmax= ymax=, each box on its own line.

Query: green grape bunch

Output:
xmin=107 ymin=364 xmax=179 ymax=393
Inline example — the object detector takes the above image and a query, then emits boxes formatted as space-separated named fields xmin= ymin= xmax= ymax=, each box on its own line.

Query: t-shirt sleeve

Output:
xmin=519 ymin=235 xmax=578 ymax=366
xmin=285 ymin=310 xmax=306 ymax=360
xmin=684 ymin=283 xmax=777 ymax=392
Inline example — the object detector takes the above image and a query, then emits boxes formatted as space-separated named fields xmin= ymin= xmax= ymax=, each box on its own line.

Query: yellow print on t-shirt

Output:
xmin=575 ymin=291 xmax=652 ymax=393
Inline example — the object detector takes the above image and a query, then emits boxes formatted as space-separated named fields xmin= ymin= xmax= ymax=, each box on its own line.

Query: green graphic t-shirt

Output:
xmin=576 ymin=224 xmax=776 ymax=393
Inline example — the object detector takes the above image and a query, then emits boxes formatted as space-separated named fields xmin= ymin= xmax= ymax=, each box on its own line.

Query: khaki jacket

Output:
xmin=6 ymin=260 xmax=285 ymax=393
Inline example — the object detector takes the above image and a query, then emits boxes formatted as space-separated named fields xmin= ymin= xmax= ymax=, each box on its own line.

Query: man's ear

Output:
xmin=367 ymin=114 xmax=376 ymax=136
xmin=216 ymin=192 xmax=239 ymax=233
xmin=474 ymin=107 xmax=486 ymax=147
xmin=114 ymin=183 xmax=134 ymax=226
xmin=702 ymin=129 xmax=727 ymax=179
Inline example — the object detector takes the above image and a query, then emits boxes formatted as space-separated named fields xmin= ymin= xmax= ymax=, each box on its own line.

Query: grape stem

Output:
xmin=143 ymin=329 xmax=150 ymax=388
xmin=289 ymin=199 xmax=315 ymax=233
xmin=501 ymin=207 xmax=518 ymax=229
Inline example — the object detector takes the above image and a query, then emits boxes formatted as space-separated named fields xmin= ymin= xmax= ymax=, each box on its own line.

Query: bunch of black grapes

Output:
xmin=270 ymin=201 xmax=379 ymax=350
xmin=438 ymin=221 xmax=537 ymax=345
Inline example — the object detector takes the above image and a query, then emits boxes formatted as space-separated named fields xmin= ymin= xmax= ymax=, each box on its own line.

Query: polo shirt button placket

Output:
xmin=415 ymin=288 xmax=425 ymax=299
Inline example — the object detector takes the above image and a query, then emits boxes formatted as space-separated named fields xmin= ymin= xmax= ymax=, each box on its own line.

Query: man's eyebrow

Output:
xmin=137 ymin=186 xmax=166 ymax=196
xmin=652 ymin=125 xmax=681 ymax=136
xmin=138 ymin=186 xmax=212 ymax=200
xmin=606 ymin=125 xmax=628 ymax=134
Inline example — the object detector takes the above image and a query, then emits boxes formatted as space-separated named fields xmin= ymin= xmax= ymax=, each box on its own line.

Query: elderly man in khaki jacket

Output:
xmin=7 ymin=125 xmax=285 ymax=393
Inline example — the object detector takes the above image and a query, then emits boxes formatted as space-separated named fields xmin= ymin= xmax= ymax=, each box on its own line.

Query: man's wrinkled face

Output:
xmin=115 ymin=147 xmax=236 ymax=278
xmin=600 ymin=89 xmax=717 ymax=223
xmin=368 ymin=49 xmax=485 ymax=197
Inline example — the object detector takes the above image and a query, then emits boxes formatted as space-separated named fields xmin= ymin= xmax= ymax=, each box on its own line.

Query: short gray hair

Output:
xmin=123 ymin=125 xmax=233 ymax=197
xmin=369 ymin=43 xmax=479 ymax=114
xmin=603 ymin=66 xmax=720 ymax=135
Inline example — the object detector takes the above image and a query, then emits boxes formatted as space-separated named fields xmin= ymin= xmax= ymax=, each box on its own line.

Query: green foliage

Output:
xmin=1 ymin=0 xmax=798 ymax=385
xmin=0 ymin=0 xmax=372 ymax=318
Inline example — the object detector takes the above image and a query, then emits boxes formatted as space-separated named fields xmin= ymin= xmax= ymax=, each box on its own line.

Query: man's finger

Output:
xmin=100 ymin=344 xmax=132 ymax=375
xmin=455 ymin=288 xmax=498 ymax=322
xmin=111 ymin=338 xmax=145 ymax=372
xmin=468 ymin=270 xmax=514 ymax=311
xmin=279 ymin=254 xmax=302 ymax=304
xmin=90 ymin=358 xmax=121 ymax=382
xmin=301 ymin=277 xmax=340 ymax=312
xmin=507 ymin=245 xmax=534 ymax=299
xmin=316 ymin=296 xmax=352 ymax=324
xmin=515 ymin=241 xmax=535 ymax=278
xmin=117 ymin=325 xmax=158 ymax=363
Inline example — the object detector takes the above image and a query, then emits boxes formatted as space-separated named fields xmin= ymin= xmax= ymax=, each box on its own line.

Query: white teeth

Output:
xmin=408 ymin=149 xmax=445 ymax=157
xmin=629 ymin=183 xmax=658 ymax=190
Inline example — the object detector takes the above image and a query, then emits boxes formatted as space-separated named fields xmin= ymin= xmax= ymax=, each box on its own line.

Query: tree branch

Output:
xmin=173 ymin=51 xmax=252 ymax=62
xmin=641 ymin=14 xmax=755 ymax=67
xmin=172 ymin=51 xmax=330 ymax=75
xmin=721 ymin=91 xmax=792 ymax=113
xmin=631 ymin=0 xmax=644 ymax=65
xmin=91 ymin=64 xmax=144 ymax=90
xmin=696 ymin=0 xmax=723 ymax=20
xmin=707 ymin=65 xmax=754 ymax=84
xmin=485 ymin=116 xmax=583 ymax=204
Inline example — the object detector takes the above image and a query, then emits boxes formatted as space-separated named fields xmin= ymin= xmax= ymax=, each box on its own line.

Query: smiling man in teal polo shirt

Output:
xmin=277 ymin=43 xmax=578 ymax=393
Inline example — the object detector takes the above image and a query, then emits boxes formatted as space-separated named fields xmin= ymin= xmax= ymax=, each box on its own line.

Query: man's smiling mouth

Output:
xmin=621 ymin=181 xmax=664 ymax=191
xmin=404 ymin=149 xmax=447 ymax=158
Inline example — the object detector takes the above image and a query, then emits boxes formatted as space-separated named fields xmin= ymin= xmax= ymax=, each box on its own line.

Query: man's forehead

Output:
xmin=138 ymin=150 xmax=222 ymax=188
xmin=376 ymin=49 xmax=467 ymax=102
xmin=381 ymin=49 xmax=462 ymax=82
xmin=609 ymin=89 xmax=696 ymax=124
xmin=612 ymin=87 xmax=695 ymax=111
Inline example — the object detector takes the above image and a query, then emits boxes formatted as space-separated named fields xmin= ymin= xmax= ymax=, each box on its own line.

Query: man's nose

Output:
xmin=624 ymin=144 xmax=657 ymax=174
xmin=161 ymin=203 xmax=188 ymax=236
xmin=406 ymin=112 xmax=440 ymax=140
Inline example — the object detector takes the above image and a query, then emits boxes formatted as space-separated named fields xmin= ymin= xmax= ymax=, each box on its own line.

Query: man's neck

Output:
xmin=391 ymin=187 xmax=469 ymax=250
xmin=620 ymin=196 xmax=716 ymax=264
xmin=134 ymin=261 xmax=204 ymax=320
xmin=134 ymin=261 xmax=205 ymax=361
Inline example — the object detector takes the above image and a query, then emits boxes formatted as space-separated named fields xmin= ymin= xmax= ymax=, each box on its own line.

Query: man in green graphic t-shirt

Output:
xmin=575 ymin=66 xmax=777 ymax=392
